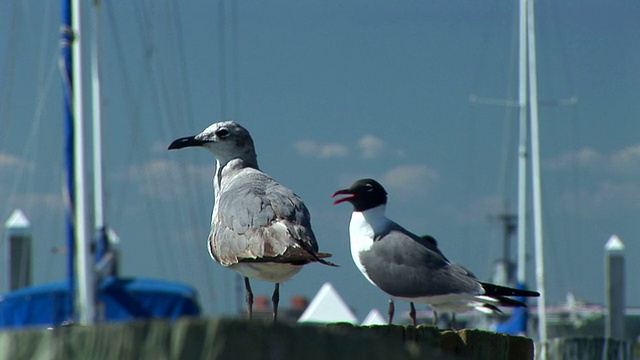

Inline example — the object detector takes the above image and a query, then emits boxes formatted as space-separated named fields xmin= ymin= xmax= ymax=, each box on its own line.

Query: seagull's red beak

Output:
xmin=332 ymin=189 xmax=356 ymax=205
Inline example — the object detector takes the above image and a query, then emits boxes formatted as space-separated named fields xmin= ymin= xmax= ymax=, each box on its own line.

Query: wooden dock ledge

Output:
xmin=0 ymin=318 xmax=534 ymax=360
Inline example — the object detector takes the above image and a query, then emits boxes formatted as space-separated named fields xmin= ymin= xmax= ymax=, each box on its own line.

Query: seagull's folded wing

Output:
xmin=210 ymin=169 xmax=329 ymax=266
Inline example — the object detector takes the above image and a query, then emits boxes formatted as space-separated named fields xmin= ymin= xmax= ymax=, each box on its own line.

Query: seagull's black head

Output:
xmin=332 ymin=178 xmax=388 ymax=212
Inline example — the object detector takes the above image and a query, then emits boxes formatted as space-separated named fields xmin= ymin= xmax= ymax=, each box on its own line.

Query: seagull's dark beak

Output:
xmin=168 ymin=136 xmax=205 ymax=150
xmin=331 ymin=189 xmax=356 ymax=205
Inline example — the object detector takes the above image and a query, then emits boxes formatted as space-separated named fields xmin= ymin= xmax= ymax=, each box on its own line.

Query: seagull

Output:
xmin=169 ymin=121 xmax=336 ymax=321
xmin=332 ymin=178 xmax=539 ymax=327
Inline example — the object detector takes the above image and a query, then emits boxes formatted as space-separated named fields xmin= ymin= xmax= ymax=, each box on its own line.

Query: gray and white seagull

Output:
xmin=169 ymin=121 xmax=336 ymax=321
xmin=332 ymin=178 xmax=539 ymax=327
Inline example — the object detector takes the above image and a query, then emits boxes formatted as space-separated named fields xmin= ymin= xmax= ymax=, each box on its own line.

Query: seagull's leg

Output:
xmin=244 ymin=277 xmax=253 ymax=320
xmin=433 ymin=310 xmax=439 ymax=326
xmin=409 ymin=302 xmax=417 ymax=326
xmin=387 ymin=299 xmax=395 ymax=325
xmin=272 ymin=283 xmax=280 ymax=322
xmin=451 ymin=313 xmax=457 ymax=329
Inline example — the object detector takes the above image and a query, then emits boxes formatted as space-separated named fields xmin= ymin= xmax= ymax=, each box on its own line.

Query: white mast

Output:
xmin=516 ymin=0 xmax=528 ymax=286
xmin=72 ymin=0 xmax=97 ymax=325
xmin=91 ymin=0 xmax=105 ymax=248
xmin=527 ymin=0 xmax=547 ymax=356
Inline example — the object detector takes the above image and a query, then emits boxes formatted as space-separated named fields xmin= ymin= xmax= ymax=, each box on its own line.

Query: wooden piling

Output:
xmin=0 ymin=318 xmax=535 ymax=360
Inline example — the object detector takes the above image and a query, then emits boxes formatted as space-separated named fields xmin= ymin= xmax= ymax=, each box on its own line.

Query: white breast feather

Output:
xmin=349 ymin=205 xmax=390 ymax=287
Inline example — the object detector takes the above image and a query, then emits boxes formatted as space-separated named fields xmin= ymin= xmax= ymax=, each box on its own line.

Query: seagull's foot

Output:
xmin=387 ymin=299 xmax=395 ymax=325
xmin=409 ymin=302 xmax=417 ymax=327
xmin=244 ymin=277 xmax=254 ymax=320
xmin=272 ymin=283 xmax=280 ymax=322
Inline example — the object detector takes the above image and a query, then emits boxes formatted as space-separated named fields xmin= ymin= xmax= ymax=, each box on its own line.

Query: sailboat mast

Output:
xmin=91 ymin=0 xmax=107 ymax=263
xmin=516 ymin=0 xmax=528 ymax=285
xmin=527 ymin=0 xmax=548 ymax=355
xmin=71 ymin=0 xmax=97 ymax=325
xmin=61 ymin=0 xmax=76 ymax=324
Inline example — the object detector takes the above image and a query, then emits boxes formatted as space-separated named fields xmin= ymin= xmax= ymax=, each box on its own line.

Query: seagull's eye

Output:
xmin=215 ymin=129 xmax=230 ymax=138
xmin=365 ymin=184 xmax=374 ymax=192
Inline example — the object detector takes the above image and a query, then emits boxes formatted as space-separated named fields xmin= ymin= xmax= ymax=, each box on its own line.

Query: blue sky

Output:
xmin=1 ymin=1 xmax=639 ymax=319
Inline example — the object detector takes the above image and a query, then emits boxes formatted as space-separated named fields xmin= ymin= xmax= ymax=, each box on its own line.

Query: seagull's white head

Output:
xmin=168 ymin=121 xmax=258 ymax=167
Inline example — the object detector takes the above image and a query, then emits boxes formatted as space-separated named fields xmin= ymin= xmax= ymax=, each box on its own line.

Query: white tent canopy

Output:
xmin=298 ymin=282 xmax=358 ymax=324
xmin=361 ymin=309 xmax=386 ymax=326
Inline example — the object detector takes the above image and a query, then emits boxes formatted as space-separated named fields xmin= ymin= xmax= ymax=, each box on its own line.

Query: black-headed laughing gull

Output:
xmin=332 ymin=178 xmax=539 ymax=327
xmin=169 ymin=121 xmax=336 ymax=321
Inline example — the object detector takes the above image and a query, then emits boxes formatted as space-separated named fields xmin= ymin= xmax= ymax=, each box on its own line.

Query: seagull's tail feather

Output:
xmin=473 ymin=295 xmax=527 ymax=315
xmin=480 ymin=282 xmax=540 ymax=298
xmin=475 ymin=303 xmax=503 ymax=314
xmin=237 ymin=248 xmax=339 ymax=267
xmin=285 ymin=227 xmax=339 ymax=266
xmin=314 ymin=252 xmax=339 ymax=267
xmin=492 ymin=295 xmax=528 ymax=308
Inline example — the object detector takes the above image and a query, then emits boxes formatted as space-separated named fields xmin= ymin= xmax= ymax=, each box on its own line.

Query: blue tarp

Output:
xmin=493 ymin=282 xmax=530 ymax=335
xmin=0 ymin=277 xmax=200 ymax=329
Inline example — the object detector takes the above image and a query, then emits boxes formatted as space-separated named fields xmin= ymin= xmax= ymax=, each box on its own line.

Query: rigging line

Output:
xmin=37 ymin=1 xmax=54 ymax=95
xmin=154 ymin=2 xmax=176 ymax=123
xmin=468 ymin=1 xmax=498 ymax=95
xmin=168 ymin=3 xmax=218 ymax=262
xmin=134 ymin=1 xmax=154 ymax=58
xmin=463 ymin=1 xmax=494 ymax=212
xmin=28 ymin=0 xmax=56 ymax=192
xmin=172 ymin=4 xmax=235 ymax=309
xmin=104 ymin=0 xmax=134 ymax=221
xmin=541 ymin=0 xmax=582 ymax=294
xmin=117 ymin=2 xmax=213 ymax=310
xmin=162 ymin=2 xmax=205 ymax=252
xmin=496 ymin=3 xmax=523 ymax=215
xmin=151 ymin=60 xmax=196 ymax=285
xmin=133 ymin=0 xmax=157 ymax=125
xmin=465 ymin=0 xmax=516 ymax=259
xmin=547 ymin=1 xmax=576 ymax=100
xmin=169 ymin=1 xmax=195 ymax=129
xmin=160 ymin=2 xmax=185 ymax=139
xmin=157 ymin=3 xmax=227 ymax=312
xmin=231 ymin=0 xmax=240 ymax=120
xmin=0 ymin=1 xmax=19 ymax=148
xmin=168 ymin=3 xmax=225 ymax=309
xmin=548 ymin=0 xmax=582 ymax=255
xmin=169 ymin=1 xmax=193 ymax=127
xmin=141 ymin=171 xmax=170 ymax=278
xmin=5 ymin=3 xmax=65 ymax=282
xmin=107 ymin=0 xmax=157 ymax=220
xmin=17 ymin=47 xmax=60 ymax=201
xmin=6 ymin=23 xmax=61 ymax=219
xmin=135 ymin=1 xmax=172 ymax=129
xmin=133 ymin=4 xmax=196 ymax=284
xmin=104 ymin=0 xmax=139 ymax=120
xmin=167 ymin=0 xmax=220 ymax=297
xmin=218 ymin=0 xmax=228 ymax=119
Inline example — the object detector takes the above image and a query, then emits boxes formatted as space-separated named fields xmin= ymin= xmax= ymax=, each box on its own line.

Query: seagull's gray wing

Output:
xmin=359 ymin=223 xmax=482 ymax=298
xmin=209 ymin=168 xmax=326 ymax=266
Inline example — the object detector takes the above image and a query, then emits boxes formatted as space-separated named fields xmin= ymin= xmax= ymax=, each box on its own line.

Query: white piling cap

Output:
xmin=4 ymin=209 xmax=30 ymax=229
xmin=605 ymin=234 xmax=624 ymax=253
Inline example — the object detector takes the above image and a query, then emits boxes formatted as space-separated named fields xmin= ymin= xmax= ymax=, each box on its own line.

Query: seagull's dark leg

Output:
xmin=244 ymin=277 xmax=253 ymax=320
xmin=433 ymin=310 xmax=439 ymax=326
xmin=272 ymin=283 xmax=280 ymax=322
xmin=451 ymin=313 xmax=457 ymax=329
xmin=409 ymin=302 xmax=417 ymax=326
xmin=387 ymin=299 xmax=395 ymax=325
